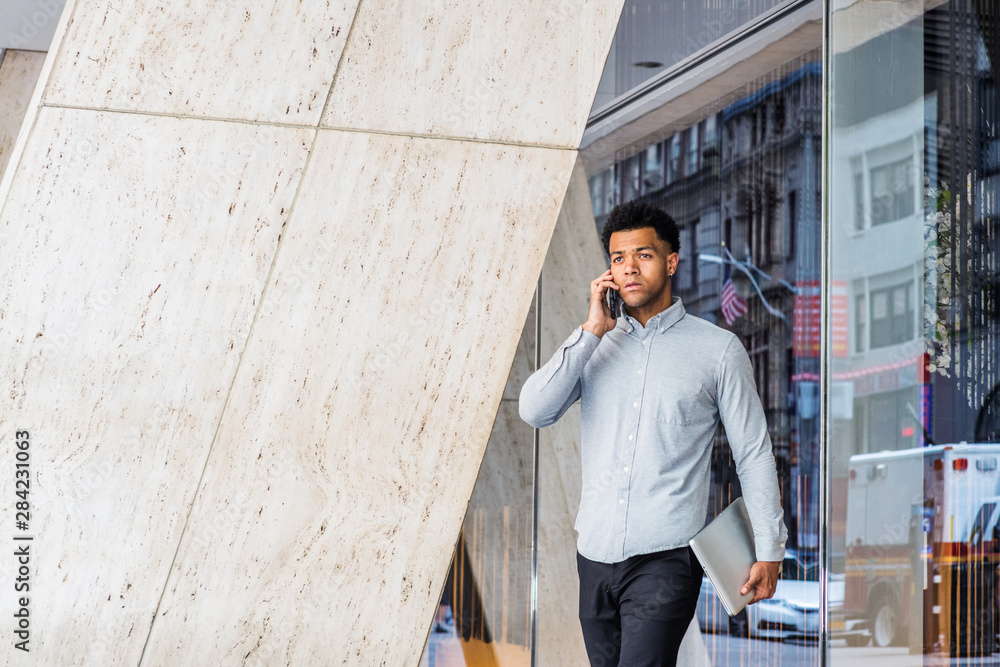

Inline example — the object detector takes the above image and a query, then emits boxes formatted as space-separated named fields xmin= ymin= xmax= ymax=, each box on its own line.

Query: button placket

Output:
xmin=619 ymin=333 xmax=653 ymax=554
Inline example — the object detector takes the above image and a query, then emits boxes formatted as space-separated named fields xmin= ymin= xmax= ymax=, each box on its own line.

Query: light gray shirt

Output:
xmin=519 ymin=297 xmax=787 ymax=564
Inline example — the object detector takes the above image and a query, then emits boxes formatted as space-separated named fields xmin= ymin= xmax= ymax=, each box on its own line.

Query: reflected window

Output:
xmin=677 ymin=223 xmax=694 ymax=291
xmin=667 ymin=134 xmax=681 ymax=184
xmin=642 ymin=142 xmax=665 ymax=193
xmin=869 ymin=281 xmax=913 ymax=349
xmin=623 ymin=155 xmax=641 ymax=203
xmin=589 ymin=168 xmax=617 ymax=218
xmin=704 ymin=114 xmax=719 ymax=155
xmin=870 ymin=157 xmax=916 ymax=225
xmin=855 ymin=293 xmax=866 ymax=353
xmin=686 ymin=125 xmax=700 ymax=175
xmin=775 ymin=95 xmax=786 ymax=136
xmin=852 ymin=160 xmax=865 ymax=231
xmin=788 ymin=189 xmax=798 ymax=256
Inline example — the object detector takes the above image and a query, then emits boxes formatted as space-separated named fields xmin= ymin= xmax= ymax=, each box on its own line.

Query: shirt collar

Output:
xmin=616 ymin=296 xmax=686 ymax=335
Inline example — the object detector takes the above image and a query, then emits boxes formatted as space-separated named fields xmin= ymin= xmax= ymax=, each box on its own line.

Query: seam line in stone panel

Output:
xmin=39 ymin=102 xmax=580 ymax=151
xmin=136 ymin=3 xmax=369 ymax=663
xmin=314 ymin=124 xmax=578 ymax=151
xmin=134 ymin=135 xmax=320 ymax=664
xmin=41 ymin=102 xmax=325 ymax=131
xmin=135 ymin=138 xmax=319 ymax=661
xmin=319 ymin=0 xmax=366 ymax=128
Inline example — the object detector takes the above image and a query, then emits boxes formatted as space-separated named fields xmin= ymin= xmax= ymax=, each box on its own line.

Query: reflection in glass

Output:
xmin=587 ymin=52 xmax=823 ymax=664
xmin=829 ymin=0 xmax=1000 ymax=660
xmin=643 ymin=143 xmax=665 ymax=194
xmin=591 ymin=0 xmax=789 ymax=111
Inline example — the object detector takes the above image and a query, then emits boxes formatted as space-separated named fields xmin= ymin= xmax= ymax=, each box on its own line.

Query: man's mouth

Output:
xmin=623 ymin=281 xmax=641 ymax=290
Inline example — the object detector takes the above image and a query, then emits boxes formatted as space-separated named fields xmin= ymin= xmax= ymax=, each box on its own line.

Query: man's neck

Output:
xmin=625 ymin=288 xmax=673 ymax=327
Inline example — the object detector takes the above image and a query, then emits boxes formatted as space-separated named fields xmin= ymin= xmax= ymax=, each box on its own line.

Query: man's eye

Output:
xmin=612 ymin=257 xmax=622 ymax=262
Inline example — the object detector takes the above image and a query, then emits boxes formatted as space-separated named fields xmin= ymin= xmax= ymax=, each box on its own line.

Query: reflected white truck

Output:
xmin=840 ymin=443 xmax=1000 ymax=656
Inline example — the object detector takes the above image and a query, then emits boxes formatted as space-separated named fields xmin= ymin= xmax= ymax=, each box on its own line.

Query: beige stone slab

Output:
xmin=140 ymin=130 xmax=577 ymax=665
xmin=0 ymin=50 xmax=45 ymax=181
xmin=0 ymin=107 xmax=311 ymax=666
xmin=322 ymin=0 xmax=625 ymax=147
xmin=43 ymin=0 xmax=360 ymax=124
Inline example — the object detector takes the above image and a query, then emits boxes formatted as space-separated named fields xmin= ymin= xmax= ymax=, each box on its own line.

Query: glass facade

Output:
xmin=828 ymin=0 xmax=1000 ymax=661
xmin=587 ymin=52 xmax=824 ymax=664
xmin=425 ymin=0 xmax=1000 ymax=665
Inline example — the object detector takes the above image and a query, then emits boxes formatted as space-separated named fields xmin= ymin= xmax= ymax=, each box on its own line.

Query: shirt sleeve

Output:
xmin=518 ymin=325 xmax=599 ymax=428
xmin=716 ymin=336 xmax=788 ymax=562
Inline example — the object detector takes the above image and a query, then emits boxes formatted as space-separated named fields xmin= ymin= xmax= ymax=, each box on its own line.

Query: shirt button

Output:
xmin=578 ymin=341 xmax=586 ymax=348
xmin=628 ymin=434 xmax=634 ymax=440
xmin=637 ymin=370 xmax=642 ymax=375
xmin=633 ymin=402 xmax=638 ymax=408
xmin=619 ymin=499 xmax=625 ymax=504
xmin=624 ymin=466 xmax=629 ymax=472
xmin=643 ymin=340 xmax=648 ymax=346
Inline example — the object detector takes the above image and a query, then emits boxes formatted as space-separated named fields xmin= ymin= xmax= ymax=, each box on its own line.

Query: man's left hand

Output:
xmin=741 ymin=560 xmax=781 ymax=604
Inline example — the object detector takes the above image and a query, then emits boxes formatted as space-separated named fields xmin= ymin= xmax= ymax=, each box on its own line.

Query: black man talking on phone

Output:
xmin=519 ymin=200 xmax=786 ymax=667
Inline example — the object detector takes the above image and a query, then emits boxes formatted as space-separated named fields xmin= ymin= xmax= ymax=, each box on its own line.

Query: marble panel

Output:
xmin=322 ymin=0 xmax=625 ymax=147
xmin=140 ymin=129 xmax=577 ymax=665
xmin=0 ymin=107 xmax=311 ymax=665
xmin=0 ymin=50 xmax=45 ymax=182
xmin=43 ymin=0 xmax=360 ymax=124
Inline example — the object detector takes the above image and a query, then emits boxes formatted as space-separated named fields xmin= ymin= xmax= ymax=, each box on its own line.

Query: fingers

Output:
xmin=743 ymin=575 xmax=776 ymax=605
xmin=591 ymin=269 xmax=614 ymax=286
xmin=740 ymin=573 xmax=758 ymax=598
xmin=591 ymin=270 xmax=618 ymax=293
xmin=741 ymin=567 xmax=775 ymax=605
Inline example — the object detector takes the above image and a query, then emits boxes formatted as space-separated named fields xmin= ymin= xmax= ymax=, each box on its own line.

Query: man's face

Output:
xmin=608 ymin=227 xmax=678 ymax=310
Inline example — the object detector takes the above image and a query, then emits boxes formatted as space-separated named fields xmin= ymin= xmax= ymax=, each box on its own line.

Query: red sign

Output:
xmin=793 ymin=280 xmax=847 ymax=357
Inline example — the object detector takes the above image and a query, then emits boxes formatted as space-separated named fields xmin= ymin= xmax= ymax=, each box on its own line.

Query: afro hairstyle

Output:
xmin=600 ymin=200 xmax=680 ymax=257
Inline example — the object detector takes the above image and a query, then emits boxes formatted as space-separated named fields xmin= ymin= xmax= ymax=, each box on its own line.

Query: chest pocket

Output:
xmin=655 ymin=382 xmax=716 ymax=425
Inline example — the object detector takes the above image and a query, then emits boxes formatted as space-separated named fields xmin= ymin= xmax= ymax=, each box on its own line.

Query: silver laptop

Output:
xmin=689 ymin=497 xmax=757 ymax=616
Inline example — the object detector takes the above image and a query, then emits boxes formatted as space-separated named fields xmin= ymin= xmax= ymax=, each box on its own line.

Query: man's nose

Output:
xmin=623 ymin=258 xmax=638 ymax=274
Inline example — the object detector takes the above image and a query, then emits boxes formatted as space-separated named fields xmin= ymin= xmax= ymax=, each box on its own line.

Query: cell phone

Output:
xmin=607 ymin=282 xmax=619 ymax=318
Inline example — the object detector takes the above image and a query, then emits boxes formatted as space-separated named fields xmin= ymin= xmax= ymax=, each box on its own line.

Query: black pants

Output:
xmin=577 ymin=547 xmax=703 ymax=667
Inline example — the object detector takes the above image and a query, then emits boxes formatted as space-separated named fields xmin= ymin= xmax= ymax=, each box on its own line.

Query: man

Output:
xmin=519 ymin=200 xmax=786 ymax=666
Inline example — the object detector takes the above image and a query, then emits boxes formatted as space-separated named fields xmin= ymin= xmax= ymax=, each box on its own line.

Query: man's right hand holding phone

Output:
xmin=583 ymin=269 xmax=619 ymax=339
